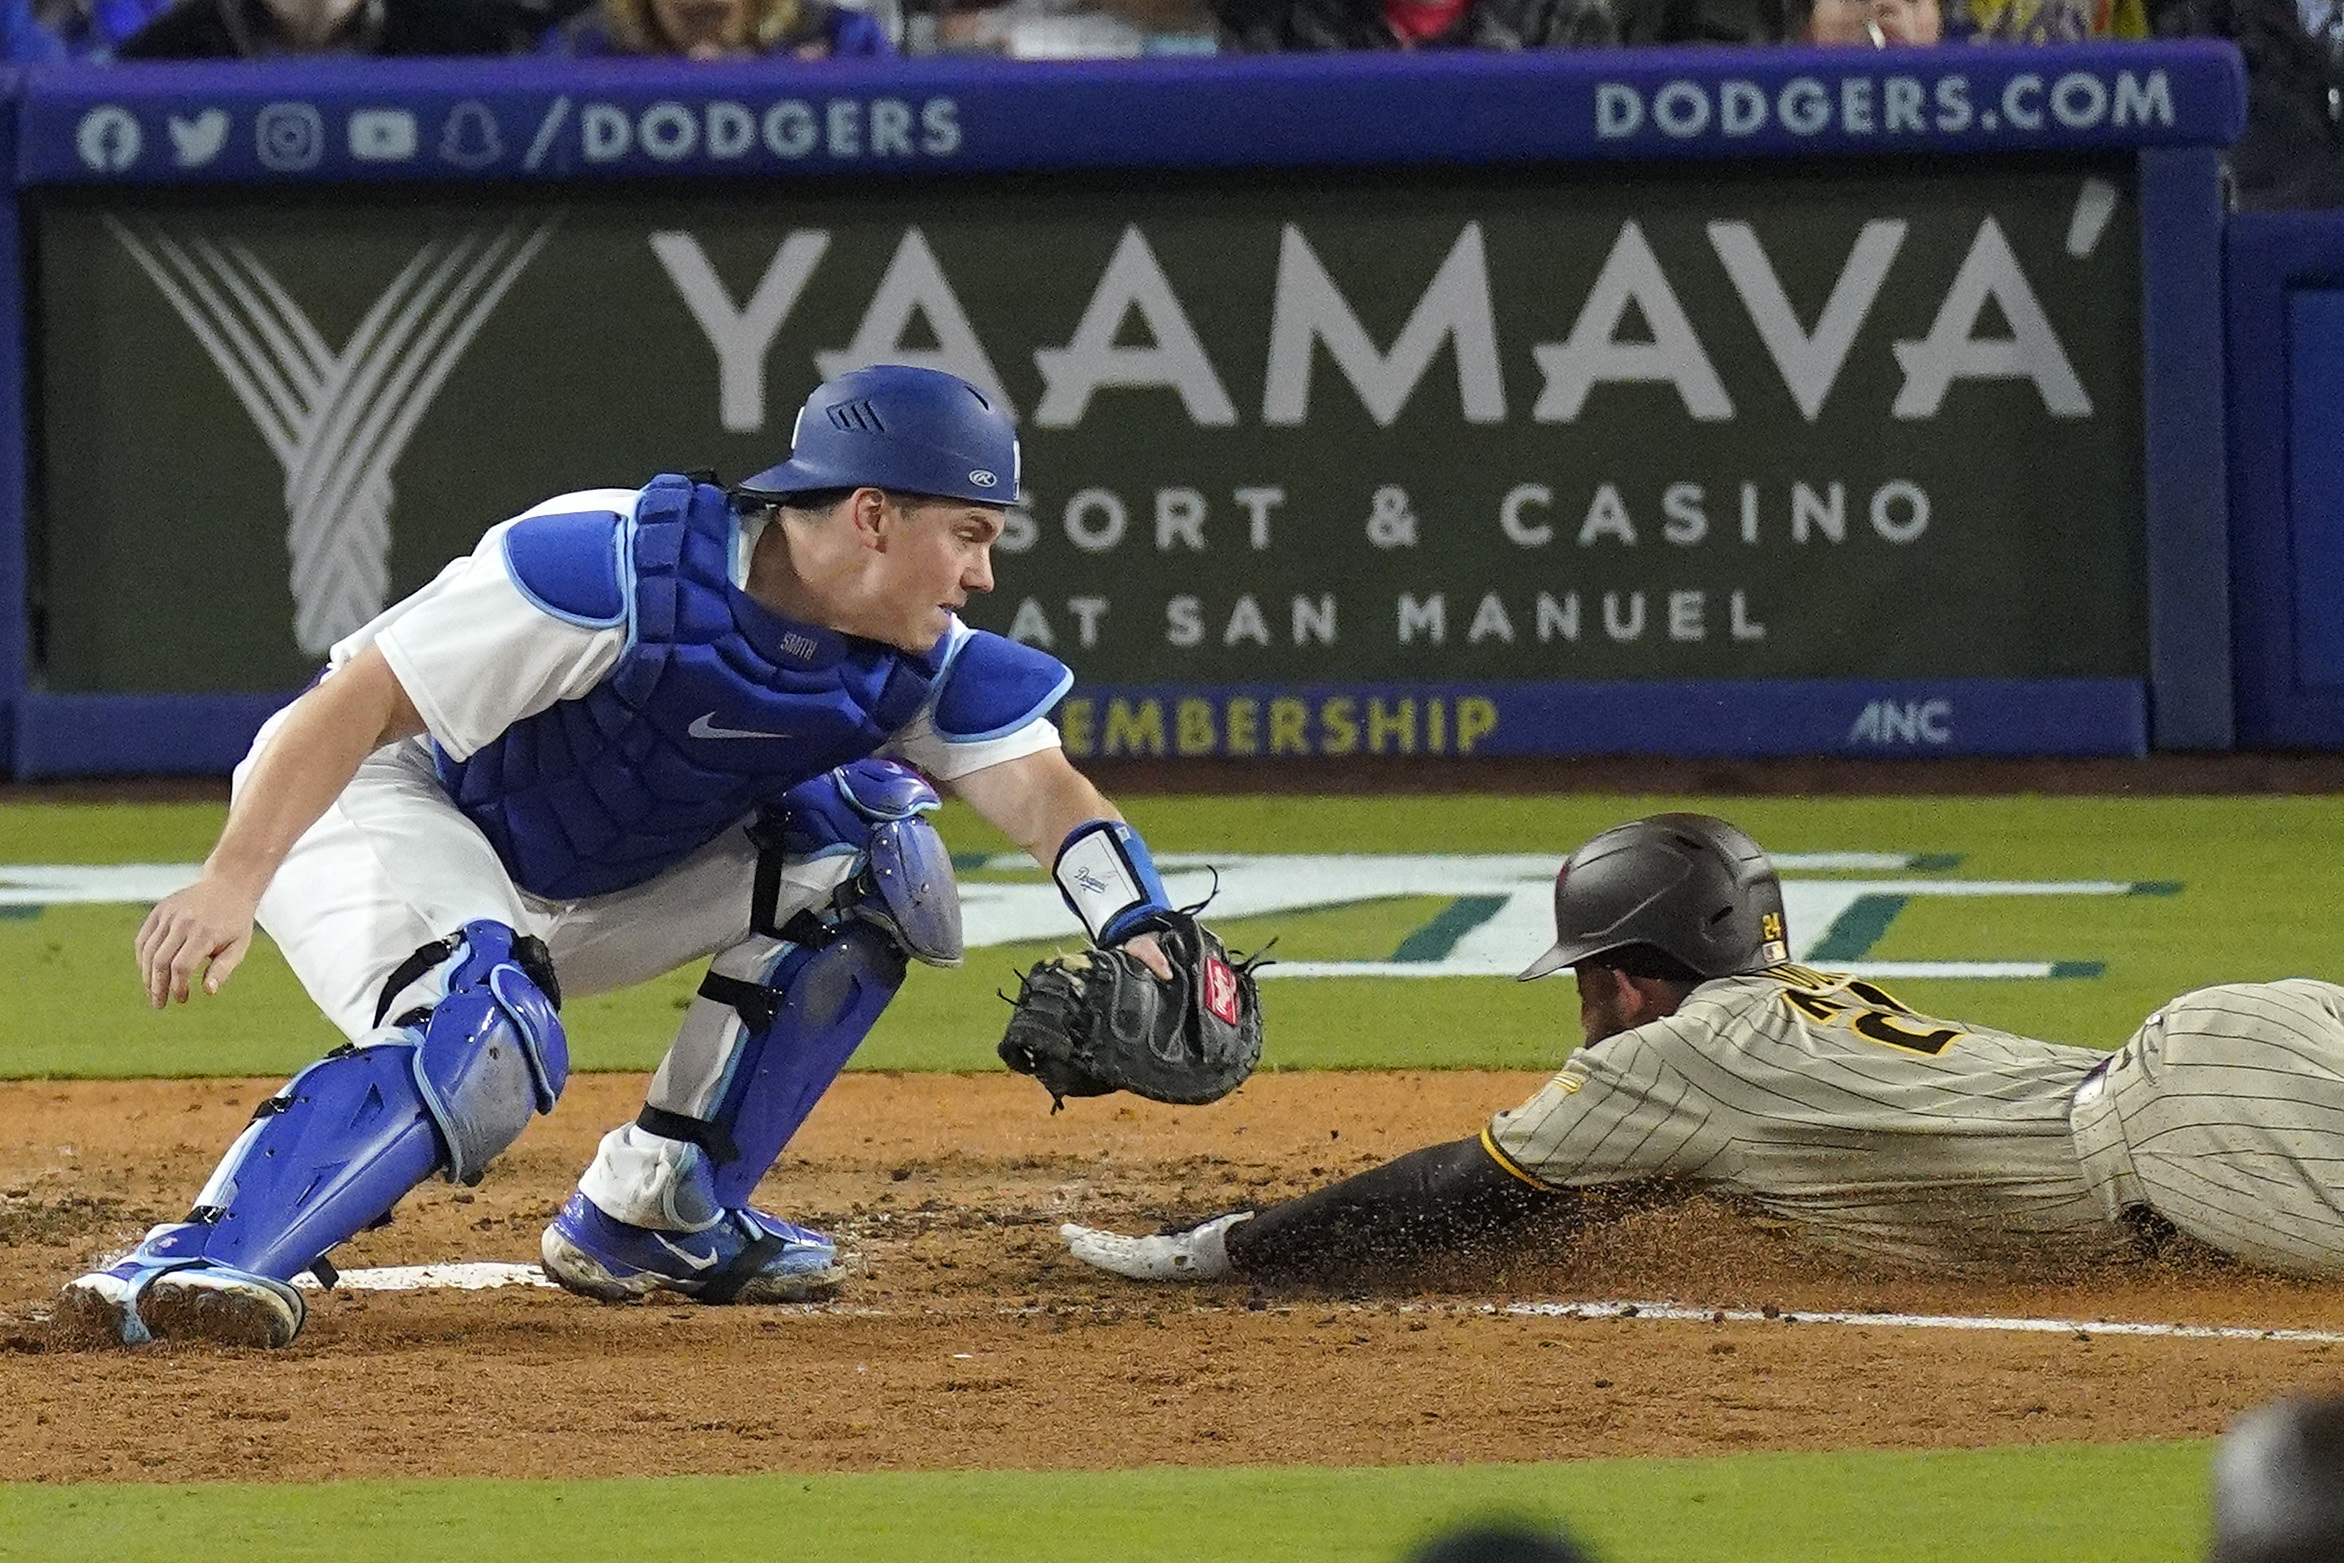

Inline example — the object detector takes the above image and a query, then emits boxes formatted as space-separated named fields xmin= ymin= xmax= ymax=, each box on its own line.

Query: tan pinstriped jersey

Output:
xmin=1485 ymin=964 xmax=2132 ymax=1270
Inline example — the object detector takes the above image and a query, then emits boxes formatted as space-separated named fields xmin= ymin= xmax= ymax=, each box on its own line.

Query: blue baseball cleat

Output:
xmin=59 ymin=1229 xmax=306 ymax=1348
xmin=539 ymin=1192 xmax=843 ymax=1304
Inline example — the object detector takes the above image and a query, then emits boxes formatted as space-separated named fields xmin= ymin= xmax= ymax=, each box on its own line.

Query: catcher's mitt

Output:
xmin=997 ymin=911 xmax=1264 ymax=1109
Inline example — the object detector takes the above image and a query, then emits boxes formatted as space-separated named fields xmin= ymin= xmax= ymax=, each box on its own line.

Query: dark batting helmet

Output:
xmin=735 ymin=364 xmax=1018 ymax=508
xmin=1518 ymin=813 xmax=1790 ymax=983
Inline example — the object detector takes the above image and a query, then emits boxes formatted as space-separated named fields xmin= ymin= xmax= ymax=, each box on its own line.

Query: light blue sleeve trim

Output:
xmin=499 ymin=512 xmax=630 ymax=631
xmin=927 ymin=623 xmax=1077 ymax=743
xmin=929 ymin=619 xmax=972 ymax=681
xmin=937 ymin=666 xmax=1074 ymax=743
xmin=614 ymin=509 xmax=642 ymax=660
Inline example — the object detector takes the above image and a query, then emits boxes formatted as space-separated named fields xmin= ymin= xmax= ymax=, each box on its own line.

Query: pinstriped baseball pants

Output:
xmin=2071 ymin=980 xmax=2344 ymax=1275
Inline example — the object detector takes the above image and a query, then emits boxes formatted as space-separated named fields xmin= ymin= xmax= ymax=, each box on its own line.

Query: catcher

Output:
xmin=1063 ymin=813 xmax=2344 ymax=1287
xmin=67 ymin=364 xmax=1257 ymax=1349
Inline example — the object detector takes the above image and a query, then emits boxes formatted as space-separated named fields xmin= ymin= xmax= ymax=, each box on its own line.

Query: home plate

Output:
xmin=293 ymin=1262 xmax=556 ymax=1293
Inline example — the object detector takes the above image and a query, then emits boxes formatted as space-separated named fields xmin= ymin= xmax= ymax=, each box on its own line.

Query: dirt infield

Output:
xmin=5 ymin=1071 xmax=2341 ymax=1485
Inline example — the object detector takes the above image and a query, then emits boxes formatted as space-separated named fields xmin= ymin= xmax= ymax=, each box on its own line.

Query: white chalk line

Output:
xmin=299 ymin=1263 xmax=2344 ymax=1344
xmin=1488 ymin=1300 xmax=2344 ymax=1344
xmin=293 ymin=1261 xmax=558 ymax=1293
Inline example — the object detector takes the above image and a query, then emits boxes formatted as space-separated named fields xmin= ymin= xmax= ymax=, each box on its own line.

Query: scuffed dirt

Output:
xmin=4 ymin=1072 xmax=2340 ymax=1484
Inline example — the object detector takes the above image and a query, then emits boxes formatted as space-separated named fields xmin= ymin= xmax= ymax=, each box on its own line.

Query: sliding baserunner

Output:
xmin=1065 ymin=815 xmax=2344 ymax=1286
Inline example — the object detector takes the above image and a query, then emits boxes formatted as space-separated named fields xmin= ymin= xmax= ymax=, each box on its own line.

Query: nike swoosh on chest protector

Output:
xmin=688 ymin=713 xmax=796 ymax=741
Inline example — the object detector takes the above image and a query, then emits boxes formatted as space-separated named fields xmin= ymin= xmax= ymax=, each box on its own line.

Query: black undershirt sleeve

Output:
xmin=1220 ymin=1135 xmax=1576 ymax=1283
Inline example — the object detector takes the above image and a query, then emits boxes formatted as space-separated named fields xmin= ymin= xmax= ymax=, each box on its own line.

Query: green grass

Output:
xmin=0 ymin=1443 xmax=2215 ymax=1563
xmin=0 ymin=800 xmax=231 ymax=863
xmin=3 ymin=794 xmax=2340 ymax=1077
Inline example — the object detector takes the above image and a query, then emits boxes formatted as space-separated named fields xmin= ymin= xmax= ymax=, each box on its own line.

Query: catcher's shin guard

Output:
xmin=620 ymin=760 xmax=953 ymax=1210
xmin=646 ymin=922 xmax=908 ymax=1210
xmin=68 ymin=922 xmax=565 ymax=1344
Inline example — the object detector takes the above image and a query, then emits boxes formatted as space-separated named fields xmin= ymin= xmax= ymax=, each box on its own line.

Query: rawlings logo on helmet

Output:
xmin=969 ymin=469 xmax=999 ymax=488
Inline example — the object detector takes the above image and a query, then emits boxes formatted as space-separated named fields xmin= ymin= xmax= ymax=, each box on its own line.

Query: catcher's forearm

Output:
xmin=1222 ymin=1136 xmax=1572 ymax=1281
xmin=949 ymin=749 xmax=1170 ymax=948
xmin=947 ymin=748 xmax=1123 ymax=866
xmin=205 ymin=646 xmax=426 ymax=896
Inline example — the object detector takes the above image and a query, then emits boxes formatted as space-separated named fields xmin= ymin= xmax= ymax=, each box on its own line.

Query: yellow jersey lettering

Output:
xmin=1851 ymin=1011 xmax=1963 ymax=1055
xmin=1777 ymin=968 xmax=1967 ymax=1056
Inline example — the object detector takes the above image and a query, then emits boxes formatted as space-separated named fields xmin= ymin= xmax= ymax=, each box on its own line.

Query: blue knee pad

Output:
xmin=408 ymin=935 xmax=567 ymax=1185
xmin=766 ymin=759 xmax=962 ymax=966
xmin=139 ymin=921 xmax=568 ymax=1284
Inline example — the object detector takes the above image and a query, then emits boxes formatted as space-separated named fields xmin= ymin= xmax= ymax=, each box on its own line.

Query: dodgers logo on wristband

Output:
xmin=1053 ymin=818 xmax=1172 ymax=946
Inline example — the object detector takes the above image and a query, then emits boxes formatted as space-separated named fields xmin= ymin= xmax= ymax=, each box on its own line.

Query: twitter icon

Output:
xmin=168 ymin=109 xmax=228 ymax=169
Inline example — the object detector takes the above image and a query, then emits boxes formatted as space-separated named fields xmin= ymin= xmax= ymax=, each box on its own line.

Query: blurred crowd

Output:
xmin=0 ymin=0 xmax=2176 ymax=61
xmin=0 ymin=0 xmax=2332 ymax=201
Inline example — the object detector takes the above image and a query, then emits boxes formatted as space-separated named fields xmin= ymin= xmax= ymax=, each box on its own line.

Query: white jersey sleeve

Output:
xmin=885 ymin=707 xmax=1062 ymax=781
xmin=343 ymin=489 xmax=640 ymax=762
xmin=1486 ymin=1024 xmax=1730 ymax=1189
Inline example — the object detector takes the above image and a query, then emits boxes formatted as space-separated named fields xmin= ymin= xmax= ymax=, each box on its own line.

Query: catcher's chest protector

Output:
xmin=437 ymin=476 xmax=944 ymax=901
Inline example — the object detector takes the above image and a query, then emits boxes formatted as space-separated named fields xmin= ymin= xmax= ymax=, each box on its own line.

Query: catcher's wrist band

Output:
xmin=1053 ymin=819 xmax=1172 ymax=946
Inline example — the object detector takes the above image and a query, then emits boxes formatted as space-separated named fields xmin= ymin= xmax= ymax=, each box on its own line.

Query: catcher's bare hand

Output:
xmin=1123 ymin=930 xmax=1173 ymax=981
xmin=137 ymin=873 xmax=262 ymax=1008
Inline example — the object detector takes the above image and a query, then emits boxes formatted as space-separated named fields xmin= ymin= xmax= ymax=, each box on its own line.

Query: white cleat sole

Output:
xmin=58 ymin=1268 xmax=303 ymax=1348
xmin=538 ymin=1226 xmax=659 ymax=1302
xmin=718 ymin=1266 xmax=846 ymax=1305
xmin=54 ymin=1272 xmax=137 ymax=1344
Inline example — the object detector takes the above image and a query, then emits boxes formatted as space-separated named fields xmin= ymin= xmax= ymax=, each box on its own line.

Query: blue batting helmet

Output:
xmin=736 ymin=365 xmax=1019 ymax=508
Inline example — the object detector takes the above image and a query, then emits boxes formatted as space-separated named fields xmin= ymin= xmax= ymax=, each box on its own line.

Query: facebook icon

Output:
xmin=75 ymin=106 xmax=142 ymax=173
